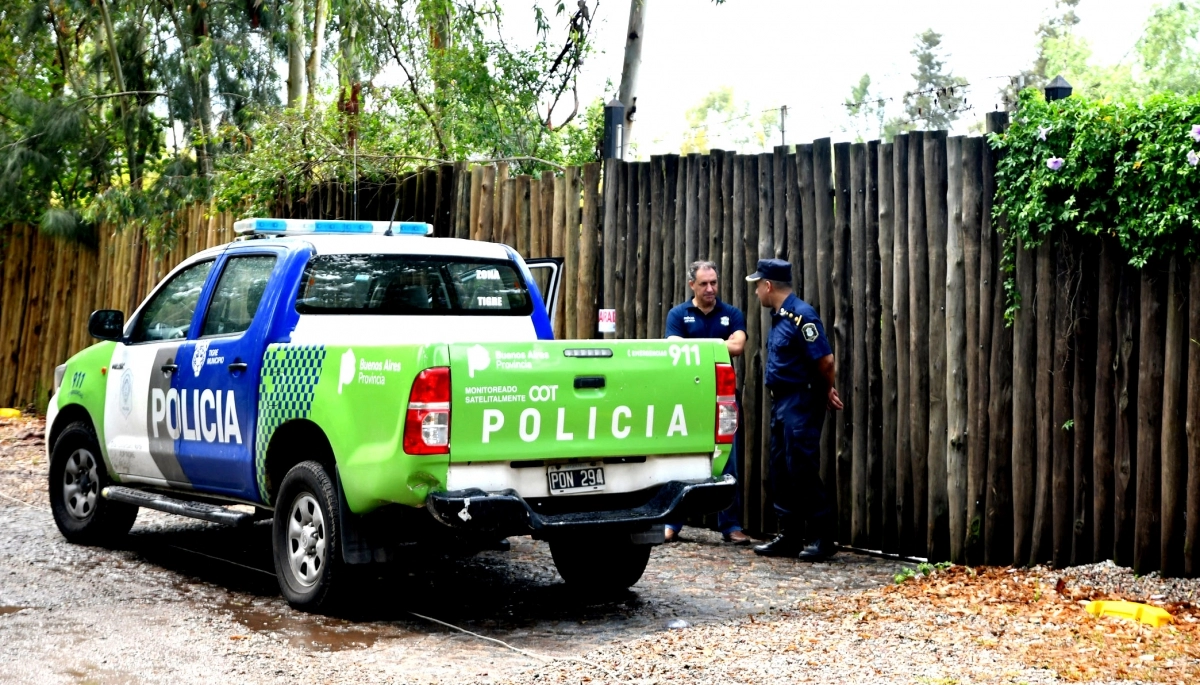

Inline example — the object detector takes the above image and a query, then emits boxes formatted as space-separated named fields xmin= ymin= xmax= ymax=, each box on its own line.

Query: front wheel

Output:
xmin=49 ymin=421 xmax=137 ymax=544
xmin=271 ymin=461 xmax=347 ymax=612
xmin=549 ymin=536 xmax=653 ymax=590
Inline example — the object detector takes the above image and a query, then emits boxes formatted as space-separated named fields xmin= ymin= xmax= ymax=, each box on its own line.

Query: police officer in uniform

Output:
xmin=664 ymin=260 xmax=750 ymax=544
xmin=746 ymin=259 xmax=843 ymax=560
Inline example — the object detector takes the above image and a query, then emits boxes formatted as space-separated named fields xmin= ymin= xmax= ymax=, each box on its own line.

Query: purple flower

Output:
xmin=1189 ymin=150 xmax=1199 ymax=167
xmin=1038 ymin=125 xmax=1051 ymax=141
xmin=1191 ymin=124 xmax=1200 ymax=142
xmin=1047 ymin=157 xmax=1064 ymax=171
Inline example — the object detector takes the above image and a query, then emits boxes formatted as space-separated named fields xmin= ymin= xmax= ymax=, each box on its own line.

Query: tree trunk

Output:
xmin=308 ymin=0 xmax=329 ymax=103
xmin=616 ymin=0 xmax=648 ymax=159
xmin=288 ymin=0 xmax=308 ymax=109
xmin=97 ymin=0 xmax=139 ymax=187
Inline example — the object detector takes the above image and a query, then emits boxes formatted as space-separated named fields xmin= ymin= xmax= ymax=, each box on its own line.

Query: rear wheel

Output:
xmin=271 ymin=461 xmax=347 ymax=612
xmin=549 ymin=536 xmax=653 ymax=590
xmin=48 ymin=421 xmax=137 ymax=544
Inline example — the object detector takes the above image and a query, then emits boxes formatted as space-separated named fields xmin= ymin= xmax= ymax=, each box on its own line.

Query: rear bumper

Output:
xmin=426 ymin=475 xmax=736 ymax=539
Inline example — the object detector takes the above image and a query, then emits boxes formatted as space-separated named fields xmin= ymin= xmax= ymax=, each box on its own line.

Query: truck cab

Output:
xmin=46 ymin=219 xmax=735 ymax=611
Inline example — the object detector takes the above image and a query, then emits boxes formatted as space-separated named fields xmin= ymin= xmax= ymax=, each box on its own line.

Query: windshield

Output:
xmin=296 ymin=254 xmax=532 ymax=316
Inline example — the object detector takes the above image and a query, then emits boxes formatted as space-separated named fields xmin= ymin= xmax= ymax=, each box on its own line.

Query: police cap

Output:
xmin=745 ymin=258 xmax=792 ymax=283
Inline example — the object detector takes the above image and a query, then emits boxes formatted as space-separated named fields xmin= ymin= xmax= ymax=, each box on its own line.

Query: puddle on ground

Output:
xmin=0 ymin=606 xmax=29 ymax=616
xmin=213 ymin=597 xmax=404 ymax=652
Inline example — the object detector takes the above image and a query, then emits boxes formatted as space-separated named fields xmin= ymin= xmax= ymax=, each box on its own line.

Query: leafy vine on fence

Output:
xmin=990 ymin=88 xmax=1200 ymax=319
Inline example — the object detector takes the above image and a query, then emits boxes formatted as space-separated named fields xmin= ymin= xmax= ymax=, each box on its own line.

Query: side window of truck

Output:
xmin=201 ymin=255 xmax=278 ymax=337
xmin=130 ymin=260 xmax=215 ymax=343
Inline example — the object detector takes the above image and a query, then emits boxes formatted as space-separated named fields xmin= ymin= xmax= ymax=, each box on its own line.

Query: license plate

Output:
xmin=547 ymin=463 xmax=606 ymax=495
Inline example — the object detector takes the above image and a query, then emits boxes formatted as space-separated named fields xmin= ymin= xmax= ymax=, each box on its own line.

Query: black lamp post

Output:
xmin=602 ymin=98 xmax=625 ymax=160
xmin=1044 ymin=75 xmax=1073 ymax=102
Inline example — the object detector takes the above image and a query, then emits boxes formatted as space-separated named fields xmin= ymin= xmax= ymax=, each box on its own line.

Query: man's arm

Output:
xmin=816 ymin=354 xmax=843 ymax=411
xmin=725 ymin=330 xmax=746 ymax=357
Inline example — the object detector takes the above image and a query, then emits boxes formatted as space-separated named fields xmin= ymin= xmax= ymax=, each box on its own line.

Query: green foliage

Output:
xmin=680 ymin=87 xmax=779 ymax=154
xmin=991 ymin=88 xmax=1200 ymax=315
xmin=903 ymin=30 xmax=968 ymax=131
xmin=842 ymin=74 xmax=885 ymax=143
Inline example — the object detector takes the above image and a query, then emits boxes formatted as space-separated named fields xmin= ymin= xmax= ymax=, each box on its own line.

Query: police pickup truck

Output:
xmin=46 ymin=218 xmax=736 ymax=610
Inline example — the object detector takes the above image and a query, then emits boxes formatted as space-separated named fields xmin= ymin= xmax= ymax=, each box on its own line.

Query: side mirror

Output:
xmin=88 ymin=310 xmax=125 ymax=341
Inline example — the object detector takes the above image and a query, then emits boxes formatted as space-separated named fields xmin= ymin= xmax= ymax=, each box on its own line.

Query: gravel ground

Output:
xmin=5 ymin=414 xmax=1200 ymax=684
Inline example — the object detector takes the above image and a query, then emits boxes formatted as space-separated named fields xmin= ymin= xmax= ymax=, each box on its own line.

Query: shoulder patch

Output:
xmin=802 ymin=322 xmax=819 ymax=342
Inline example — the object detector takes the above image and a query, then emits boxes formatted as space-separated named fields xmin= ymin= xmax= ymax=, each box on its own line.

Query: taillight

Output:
xmin=404 ymin=367 xmax=451 ymax=455
xmin=715 ymin=363 xmax=737 ymax=444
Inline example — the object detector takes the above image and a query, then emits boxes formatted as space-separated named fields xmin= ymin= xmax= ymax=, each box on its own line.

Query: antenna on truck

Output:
xmin=385 ymin=196 xmax=400 ymax=236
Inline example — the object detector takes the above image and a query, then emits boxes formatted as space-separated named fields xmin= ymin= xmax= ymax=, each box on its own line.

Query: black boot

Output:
xmin=753 ymin=532 xmax=805 ymax=557
xmin=796 ymin=538 xmax=837 ymax=562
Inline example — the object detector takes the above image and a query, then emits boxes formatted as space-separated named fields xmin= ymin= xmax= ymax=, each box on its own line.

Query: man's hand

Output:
xmin=827 ymin=386 xmax=844 ymax=412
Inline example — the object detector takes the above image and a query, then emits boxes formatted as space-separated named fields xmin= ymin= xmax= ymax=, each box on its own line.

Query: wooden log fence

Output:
xmin=3 ymin=124 xmax=1200 ymax=576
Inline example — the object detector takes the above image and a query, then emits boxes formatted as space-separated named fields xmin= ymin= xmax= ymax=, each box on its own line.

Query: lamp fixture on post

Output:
xmin=603 ymin=98 xmax=625 ymax=160
xmin=1044 ymin=75 xmax=1073 ymax=102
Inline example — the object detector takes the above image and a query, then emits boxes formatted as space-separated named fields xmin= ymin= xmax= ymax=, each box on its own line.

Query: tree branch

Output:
xmin=367 ymin=3 xmax=450 ymax=158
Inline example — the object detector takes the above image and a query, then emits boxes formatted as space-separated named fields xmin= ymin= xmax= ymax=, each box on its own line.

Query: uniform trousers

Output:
xmin=766 ymin=389 xmax=832 ymax=536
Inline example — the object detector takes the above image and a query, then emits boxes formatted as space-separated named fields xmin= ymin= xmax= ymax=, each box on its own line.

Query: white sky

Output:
xmin=535 ymin=0 xmax=1161 ymax=156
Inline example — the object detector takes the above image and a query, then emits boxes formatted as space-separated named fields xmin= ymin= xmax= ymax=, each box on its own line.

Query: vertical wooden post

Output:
xmin=708 ymin=151 xmax=724 ymax=268
xmin=866 ymin=140 xmax=883 ymax=549
xmin=615 ymin=162 xmax=629 ymax=336
xmin=697 ymin=155 xmax=711 ymax=263
xmin=1160 ymin=256 xmax=1187 ymax=575
xmin=1135 ymin=263 xmax=1166 ymax=574
xmin=1032 ymin=242 xmax=1056 ymax=563
xmin=529 ymin=177 xmax=543 ymax=258
xmin=648 ymin=156 xmax=666 ymax=340
xmin=516 ymin=175 xmax=531 ymax=256
xmin=500 ymin=178 xmax=516 ymax=247
xmin=731 ymin=156 xmax=746 ymax=327
xmin=551 ymin=176 xmax=567 ymax=338
xmin=946 ymin=136 xmax=968 ymax=564
xmin=833 ymin=142 xmax=853 ymax=543
xmin=878 ymin=142 xmax=898 ymax=553
xmin=454 ymin=163 xmax=471 ymax=240
xmin=1072 ymin=239 xmax=1098 ymax=565
xmin=849 ymin=143 xmax=869 ymax=547
xmin=674 ymin=156 xmax=688 ymax=304
xmin=663 ymin=155 xmax=681 ymax=323
xmin=758 ymin=151 xmax=775 ymax=529
xmin=438 ymin=164 xmax=456 ymax=236
xmin=798 ymin=145 xmax=819 ymax=308
xmin=721 ymin=151 xmax=736 ymax=303
xmin=623 ymin=165 xmax=641 ymax=338
xmin=0 ymin=224 xmax=32 ymax=404
xmin=1092 ymin=240 xmax=1120 ymax=562
xmin=540 ymin=171 xmax=555 ymax=256
xmin=741 ymin=154 xmax=762 ymax=533
xmin=907 ymin=131 xmax=929 ymax=557
xmin=477 ymin=166 xmax=495 ymax=242
xmin=494 ymin=162 xmax=509 ymax=239
xmin=1012 ymin=234 xmax=1038 ymax=566
xmin=565 ymin=167 xmax=582 ymax=339
xmin=686 ymin=153 xmax=700 ymax=268
xmin=602 ymin=160 xmax=619 ymax=340
xmin=578 ymin=163 xmax=601 ymax=340
xmin=813 ymin=140 xmax=837 ymax=523
xmin=773 ymin=145 xmax=788 ymax=259
xmin=984 ymin=122 xmax=1013 ymax=566
xmin=1114 ymin=262 xmax=1140 ymax=567
xmin=635 ymin=163 xmax=651 ymax=339
xmin=967 ymin=144 xmax=992 ymax=564
xmin=786 ymin=150 xmax=802 ymax=288
xmin=1052 ymin=235 xmax=1077 ymax=567
xmin=892 ymin=135 xmax=912 ymax=552
xmin=925 ymin=131 xmax=950 ymax=561
xmin=1186 ymin=259 xmax=1200 ymax=576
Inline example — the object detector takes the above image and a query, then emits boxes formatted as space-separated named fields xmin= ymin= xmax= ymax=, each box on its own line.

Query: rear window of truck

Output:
xmin=296 ymin=254 xmax=533 ymax=316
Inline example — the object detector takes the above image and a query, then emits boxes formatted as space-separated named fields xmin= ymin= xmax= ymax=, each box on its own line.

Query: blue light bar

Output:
xmin=233 ymin=218 xmax=433 ymax=237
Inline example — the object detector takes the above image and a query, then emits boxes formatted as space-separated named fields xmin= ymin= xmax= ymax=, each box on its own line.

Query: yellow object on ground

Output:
xmin=0 ymin=408 xmax=21 ymax=419
xmin=1085 ymin=600 xmax=1173 ymax=627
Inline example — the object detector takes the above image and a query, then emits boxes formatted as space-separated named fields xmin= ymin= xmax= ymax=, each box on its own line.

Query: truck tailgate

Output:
xmin=448 ymin=340 xmax=724 ymax=462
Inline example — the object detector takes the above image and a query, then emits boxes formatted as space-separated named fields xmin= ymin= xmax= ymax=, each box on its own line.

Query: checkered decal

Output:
xmin=255 ymin=344 xmax=328 ymax=503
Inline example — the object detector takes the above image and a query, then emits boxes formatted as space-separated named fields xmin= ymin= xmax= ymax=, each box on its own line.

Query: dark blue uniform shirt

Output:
xmin=665 ymin=298 xmax=746 ymax=341
xmin=765 ymin=293 xmax=832 ymax=391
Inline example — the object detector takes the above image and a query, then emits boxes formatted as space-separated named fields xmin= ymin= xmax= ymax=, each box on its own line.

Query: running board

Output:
xmin=102 ymin=486 xmax=255 ymax=527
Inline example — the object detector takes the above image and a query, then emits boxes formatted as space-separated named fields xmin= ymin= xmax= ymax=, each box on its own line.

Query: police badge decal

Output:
xmin=802 ymin=323 xmax=819 ymax=342
xmin=192 ymin=340 xmax=209 ymax=377
xmin=119 ymin=369 xmax=134 ymax=417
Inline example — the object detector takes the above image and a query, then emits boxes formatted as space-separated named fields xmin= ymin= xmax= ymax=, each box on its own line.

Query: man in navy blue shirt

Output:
xmin=746 ymin=258 xmax=843 ymax=560
xmin=664 ymin=260 xmax=749 ymax=544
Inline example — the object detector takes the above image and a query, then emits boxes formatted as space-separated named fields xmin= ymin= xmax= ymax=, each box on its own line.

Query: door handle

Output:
xmin=160 ymin=363 xmax=178 ymax=374
xmin=228 ymin=362 xmax=249 ymax=373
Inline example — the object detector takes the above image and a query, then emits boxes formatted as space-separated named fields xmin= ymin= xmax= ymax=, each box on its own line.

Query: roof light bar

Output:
xmin=233 ymin=218 xmax=433 ymax=237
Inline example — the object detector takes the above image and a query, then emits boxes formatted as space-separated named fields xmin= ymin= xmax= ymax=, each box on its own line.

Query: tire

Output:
xmin=549 ymin=536 xmax=653 ymax=590
xmin=271 ymin=461 xmax=347 ymax=612
xmin=48 ymin=421 xmax=137 ymax=545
